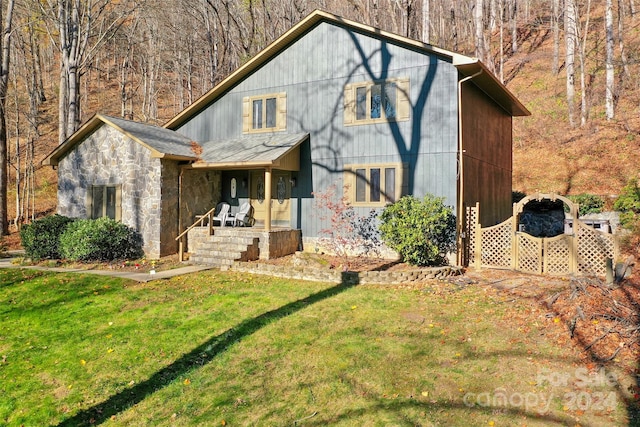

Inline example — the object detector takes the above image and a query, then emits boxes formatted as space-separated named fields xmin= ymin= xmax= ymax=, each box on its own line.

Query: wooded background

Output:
xmin=0 ymin=0 xmax=637 ymax=236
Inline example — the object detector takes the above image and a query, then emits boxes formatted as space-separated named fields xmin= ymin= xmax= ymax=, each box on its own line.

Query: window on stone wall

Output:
xmin=88 ymin=185 xmax=122 ymax=220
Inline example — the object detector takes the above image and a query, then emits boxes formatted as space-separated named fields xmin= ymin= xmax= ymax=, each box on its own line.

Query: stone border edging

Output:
xmin=231 ymin=261 xmax=463 ymax=284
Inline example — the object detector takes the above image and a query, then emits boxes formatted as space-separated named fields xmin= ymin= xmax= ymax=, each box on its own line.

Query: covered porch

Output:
xmin=175 ymin=132 xmax=308 ymax=263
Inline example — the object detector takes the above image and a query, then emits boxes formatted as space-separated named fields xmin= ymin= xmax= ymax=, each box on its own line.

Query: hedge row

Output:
xmin=20 ymin=215 xmax=143 ymax=262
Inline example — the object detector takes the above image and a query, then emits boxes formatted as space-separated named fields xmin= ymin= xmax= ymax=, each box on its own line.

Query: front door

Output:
xmin=250 ymin=171 xmax=291 ymax=227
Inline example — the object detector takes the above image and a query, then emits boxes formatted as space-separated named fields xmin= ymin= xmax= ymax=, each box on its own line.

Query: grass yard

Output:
xmin=0 ymin=268 xmax=631 ymax=426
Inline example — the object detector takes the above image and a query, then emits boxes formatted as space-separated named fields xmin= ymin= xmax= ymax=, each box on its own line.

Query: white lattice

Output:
xmin=517 ymin=233 xmax=542 ymax=274
xmin=466 ymin=206 xmax=478 ymax=266
xmin=576 ymin=221 xmax=616 ymax=276
xmin=544 ymin=234 xmax=572 ymax=275
xmin=480 ymin=219 xmax=513 ymax=268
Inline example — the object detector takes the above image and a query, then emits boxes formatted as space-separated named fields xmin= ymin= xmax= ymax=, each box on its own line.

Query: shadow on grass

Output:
xmin=56 ymin=277 xmax=358 ymax=426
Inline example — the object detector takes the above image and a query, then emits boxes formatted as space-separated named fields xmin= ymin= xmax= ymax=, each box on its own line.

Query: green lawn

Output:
xmin=0 ymin=268 xmax=629 ymax=426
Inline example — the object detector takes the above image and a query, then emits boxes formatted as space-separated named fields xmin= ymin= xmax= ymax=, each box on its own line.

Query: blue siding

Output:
xmin=176 ymin=21 xmax=459 ymax=239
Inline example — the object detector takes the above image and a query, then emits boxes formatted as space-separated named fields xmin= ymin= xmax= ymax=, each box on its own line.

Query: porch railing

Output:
xmin=175 ymin=205 xmax=217 ymax=261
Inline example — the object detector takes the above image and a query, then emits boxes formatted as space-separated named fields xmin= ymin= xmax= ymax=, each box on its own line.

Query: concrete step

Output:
xmin=190 ymin=256 xmax=235 ymax=267
xmin=196 ymin=249 xmax=244 ymax=259
xmin=197 ymin=242 xmax=254 ymax=252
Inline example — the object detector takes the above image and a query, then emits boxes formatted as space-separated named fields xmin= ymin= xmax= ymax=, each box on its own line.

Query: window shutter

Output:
xmin=396 ymin=78 xmax=411 ymax=121
xmin=401 ymin=163 xmax=409 ymax=197
xmin=242 ymin=97 xmax=250 ymax=133
xmin=115 ymin=185 xmax=122 ymax=222
xmin=277 ymin=92 xmax=287 ymax=131
xmin=343 ymin=84 xmax=355 ymax=125
xmin=86 ymin=186 xmax=94 ymax=219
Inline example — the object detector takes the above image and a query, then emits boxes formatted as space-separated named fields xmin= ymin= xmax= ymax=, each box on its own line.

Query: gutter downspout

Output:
xmin=457 ymin=69 xmax=482 ymax=266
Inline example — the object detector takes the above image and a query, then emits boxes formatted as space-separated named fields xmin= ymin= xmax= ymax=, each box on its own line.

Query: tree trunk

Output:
xmin=0 ymin=0 xmax=15 ymax=237
xmin=474 ymin=0 xmax=484 ymax=60
xmin=579 ymin=0 xmax=592 ymax=127
xmin=618 ymin=0 xmax=630 ymax=89
xmin=421 ymin=0 xmax=429 ymax=42
xmin=510 ymin=0 xmax=517 ymax=54
xmin=605 ymin=0 xmax=615 ymax=120
xmin=552 ymin=0 xmax=560 ymax=74
xmin=565 ymin=0 xmax=577 ymax=127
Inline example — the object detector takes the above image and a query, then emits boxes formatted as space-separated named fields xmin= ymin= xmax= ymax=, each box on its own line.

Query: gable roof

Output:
xmin=164 ymin=9 xmax=529 ymax=131
xmin=43 ymin=114 xmax=199 ymax=166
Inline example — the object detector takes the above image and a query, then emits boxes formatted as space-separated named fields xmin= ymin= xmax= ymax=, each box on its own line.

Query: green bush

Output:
xmin=614 ymin=178 xmax=640 ymax=229
xmin=19 ymin=214 xmax=75 ymax=260
xmin=59 ymin=217 xmax=144 ymax=261
xmin=379 ymin=195 xmax=456 ymax=266
xmin=567 ymin=193 xmax=605 ymax=216
xmin=512 ymin=190 xmax=527 ymax=204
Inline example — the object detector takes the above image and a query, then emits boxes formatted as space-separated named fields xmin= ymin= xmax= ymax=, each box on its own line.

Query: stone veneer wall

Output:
xmin=232 ymin=261 xmax=463 ymax=285
xmin=180 ymin=169 xmax=221 ymax=226
xmin=160 ymin=160 xmax=180 ymax=256
xmin=57 ymin=125 xmax=163 ymax=257
xmin=258 ymin=229 xmax=301 ymax=260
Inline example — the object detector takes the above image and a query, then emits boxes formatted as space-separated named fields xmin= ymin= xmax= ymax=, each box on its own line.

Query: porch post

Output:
xmin=264 ymin=167 xmax=272 ymax=231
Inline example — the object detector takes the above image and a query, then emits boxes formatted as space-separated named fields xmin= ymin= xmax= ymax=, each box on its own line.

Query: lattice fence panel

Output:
xmin=576 ymin=221 xmax=615 ymax=276
xmin=480 ymin=219 xmax=513 ymax=268
xmin=466 ymin=206 xmax=478 ymax=266
xmin=516 ymin=233 xmax=542 ymax=274
xmin=544 ymin=234 xmax=572 ymax=275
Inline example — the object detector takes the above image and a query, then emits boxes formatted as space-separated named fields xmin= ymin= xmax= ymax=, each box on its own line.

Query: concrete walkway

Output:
xmin=0 ymin=254 xmax=213 ymax=283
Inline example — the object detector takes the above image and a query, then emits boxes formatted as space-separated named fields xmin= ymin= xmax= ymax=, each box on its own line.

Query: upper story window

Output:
xmin=88 ymin=184 xmax=121 ymax=221
xmin=243 ymin=92 xmax=287 ymax=133
xmin=344 ymin=78 xmax=410 ymax=126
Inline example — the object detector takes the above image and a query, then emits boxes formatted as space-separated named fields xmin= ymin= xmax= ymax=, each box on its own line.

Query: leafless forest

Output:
xmin=0 ymin=0 xmax=637 ymax=234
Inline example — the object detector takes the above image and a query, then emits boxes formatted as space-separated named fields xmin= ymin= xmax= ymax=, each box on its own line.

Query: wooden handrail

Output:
xmin=175 ymin=205 xmax=218 ymax=261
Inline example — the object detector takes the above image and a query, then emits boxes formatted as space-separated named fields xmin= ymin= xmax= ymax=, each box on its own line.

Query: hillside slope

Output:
xmin=14 ymin=8 xmax=640 ymax=227
xmin=507 ymin=12 xmax=640 ymax=199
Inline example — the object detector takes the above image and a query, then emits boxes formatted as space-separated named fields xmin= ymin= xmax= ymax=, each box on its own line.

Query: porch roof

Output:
xmin=193 ymin=132 xmax=309 ymax=169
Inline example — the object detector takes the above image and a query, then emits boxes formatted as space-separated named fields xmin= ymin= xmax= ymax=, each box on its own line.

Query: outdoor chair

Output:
xmin=211 ymin=202 xmax=230 ymax=226
xmin=226 ymin=202 xmax=255 ymax=227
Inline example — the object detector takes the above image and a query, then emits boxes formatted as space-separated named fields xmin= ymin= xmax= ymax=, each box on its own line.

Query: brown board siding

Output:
xmin=461 ymin=81 xmax=513 ymax=226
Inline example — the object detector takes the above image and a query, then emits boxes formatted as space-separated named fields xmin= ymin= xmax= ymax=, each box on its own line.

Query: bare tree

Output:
xmin=552 ymin=0 xmax=560 ymax=74
xmin=38 ymin=0 xmax=132 ymax=143
xmin=0 ymin=0 xmax=15 ymax=237
xmin=565 ymin=0 xmax=577 ymax=127
xmin=578 ymin=0 xmax=591 ymax=127
xmin=421 ymin=0 xmax=429 ymax=42
xmin=474 ymin=0 xmax=485 ymax=60
xmin=605 ymin=0 xmax=614 ymax=120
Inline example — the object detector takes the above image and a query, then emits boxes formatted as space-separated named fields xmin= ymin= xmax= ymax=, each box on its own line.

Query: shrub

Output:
xmin=313 ymin=184 xmax=382 ymax=268
xmin=567 ymin=193 xmax=605 ymax=216
xmin=59 ymin=217 xmax=144 ymax=261
xmin=512 ymin=190 xmax=527 ymax=204
xmin=614 ymin=178 xmax=640 ymax=230
xmin=19 ymin=214 xmax=75 ymax=260
xmin=379 ymin=195 xmax=456 ymax=266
